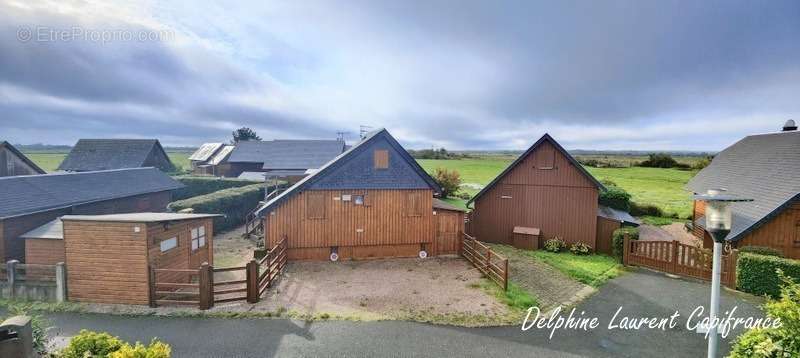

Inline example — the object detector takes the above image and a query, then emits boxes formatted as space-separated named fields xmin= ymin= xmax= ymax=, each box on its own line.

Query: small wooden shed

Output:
xmin=59 ymin=213 xmax=220 ymax=305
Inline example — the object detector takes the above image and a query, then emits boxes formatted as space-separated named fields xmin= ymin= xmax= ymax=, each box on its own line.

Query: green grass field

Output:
xmin=418 ymin=157 xmax=696 ymax=218
xmin=24 ymin=152 xmax=192 ymax=173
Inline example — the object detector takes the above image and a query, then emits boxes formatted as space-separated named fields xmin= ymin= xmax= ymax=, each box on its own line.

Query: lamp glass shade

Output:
xmin=705 ymin=201 xmax=732 ymax=232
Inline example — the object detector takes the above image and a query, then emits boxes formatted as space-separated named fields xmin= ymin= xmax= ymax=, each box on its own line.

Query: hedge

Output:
xmin=598 ymin=186 xmax=631 ymax=212
xmin=169 ymin=184 xmax=265 ymax=232
xmin=171 ymin=176 xmax=260 ymax=201
xmin=737 ymin=253 xmax=800 ymax=298
xmin=739 ymin=245 xmax=784 ymax=258
xmin=612 ymin=226 xmax=639 ymax=262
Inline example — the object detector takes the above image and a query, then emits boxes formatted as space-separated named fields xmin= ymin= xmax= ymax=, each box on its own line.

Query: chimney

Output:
xmin=782 ymin=119 xmax=797 ymax=132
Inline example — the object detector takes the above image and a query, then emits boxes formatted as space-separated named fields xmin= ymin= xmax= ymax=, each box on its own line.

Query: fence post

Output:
xmin=486 ymin=248 xmax=492 ymax=272
xmin=670 ymin=240 xmax=679 ymax=274
xmin=727 ymin=249 xmax=739 ymax=289
xmin=199 ymin=262 xmax=214 ymax=310
xmin=503 ymin=258 xmax=509 ymax=291
xmin=7 ymin=260 xmax=19 ymax=299
xmin=246 ymin=260 xmax=259 ymax=303
xmin=55 ymin=262 xmax=67 ymax=303
xmin=148 ymin=266 xmax=157 ymax=308
xmin=622 ymin=235 xmax=630 ymax=266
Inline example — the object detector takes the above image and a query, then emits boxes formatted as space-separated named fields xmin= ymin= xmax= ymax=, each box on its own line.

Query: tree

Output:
xmin=433 ymin=168 xmax=462 ymax=198
xmin=231 ymin=127 xmax=261 ymax=143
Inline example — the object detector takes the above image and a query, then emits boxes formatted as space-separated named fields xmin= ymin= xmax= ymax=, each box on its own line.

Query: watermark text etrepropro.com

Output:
xmin=17 ymin=26 xmax=174 ymax=44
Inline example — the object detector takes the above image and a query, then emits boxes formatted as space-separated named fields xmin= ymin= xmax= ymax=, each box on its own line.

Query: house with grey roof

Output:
xmin=1 ymin=141 xmax=46 ymax=177
xmin=0 ymin=167 xmax=184 ymax=262
xmin=218 ymin=139 xmax=347 ymax=179
xmin=189 ymin=143 xmax=235 ymax=176
xmin=687 ymin=120 xmax=800 ymax=259
xmin=58 ymin=139 xmax=175 ymax=172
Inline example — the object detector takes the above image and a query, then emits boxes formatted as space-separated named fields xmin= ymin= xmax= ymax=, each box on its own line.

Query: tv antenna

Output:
xmin=359 ymin=125 xmax=373 ymax=139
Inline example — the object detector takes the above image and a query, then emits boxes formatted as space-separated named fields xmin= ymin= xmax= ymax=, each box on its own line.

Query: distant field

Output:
xmin=418 ymin=156 xmax=697 ymax=218
xmin=24 ymin=151 xmax=193 ymax=173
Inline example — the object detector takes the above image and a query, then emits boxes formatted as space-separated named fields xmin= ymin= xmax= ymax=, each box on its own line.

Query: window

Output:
xmin=354 ymin=195 xmax=364 ymax=205
xmin=160 ymin=237 xmax=177 ymax=252
xmin=535 ymin=147 xmax=555 ymax=169
xmin=374 ymin=149 xmax=389 ymax=169
xmin=191 ymin=226 xmax=206 ymax=251
xmin=307 ymin=192 xmax=326 ymax=219
xmin=405 ymin=192 xmax=424 ymax=217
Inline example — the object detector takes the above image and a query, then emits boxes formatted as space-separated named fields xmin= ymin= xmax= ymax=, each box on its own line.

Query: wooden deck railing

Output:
xmin=258 ymin=237 xmax=287 ymax=296
xmin=623 ymin=237 xmax=738 ymax=288
xmin=461 ymin=233 xmax=509 ymax=291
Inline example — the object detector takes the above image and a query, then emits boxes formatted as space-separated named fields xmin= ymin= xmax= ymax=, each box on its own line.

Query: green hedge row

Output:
xmin=169 ymin=184 xmax=265 ymax=232
xmin=612 ymin=227 xmax=639 ymax=262
xmin=737 ymin=253 xmax=800 ymax=298
xmin=171 ymin=176 xmax=260 ymax=201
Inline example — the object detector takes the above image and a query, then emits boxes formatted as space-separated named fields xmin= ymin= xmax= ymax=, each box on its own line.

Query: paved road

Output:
xmin=42 ymin=269 xmax=763 ymax=357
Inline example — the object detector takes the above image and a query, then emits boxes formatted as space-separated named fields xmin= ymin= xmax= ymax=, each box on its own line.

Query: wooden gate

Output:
xmin=623 ymin=238 xmax=738 ymax=288
xmin=435 ymin=211 xmax=462 ymax=255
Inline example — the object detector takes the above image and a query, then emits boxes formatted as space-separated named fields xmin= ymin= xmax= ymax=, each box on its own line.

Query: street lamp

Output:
xmin=692 ymin=189 xmax=752 ymax=358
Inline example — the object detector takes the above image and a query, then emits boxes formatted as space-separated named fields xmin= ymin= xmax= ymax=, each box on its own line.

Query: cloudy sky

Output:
xmin=1 ymin=1 xmax=798 ymax=151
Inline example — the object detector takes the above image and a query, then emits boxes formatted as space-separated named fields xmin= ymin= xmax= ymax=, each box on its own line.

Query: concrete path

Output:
xmin=37 ymin=268 xmax=764 ymax=357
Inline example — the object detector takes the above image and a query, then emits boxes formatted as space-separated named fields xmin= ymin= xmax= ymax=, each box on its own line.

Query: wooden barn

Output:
xmin=57 ymin=213 xmax=219 ymax=305
xmin=467 ymin=134 xmax=609 ymax=250
xmin=58 ymin=139 xmax=174 ymax=172
xmin=0 ymin=168 xmax=183 ymax=262
xmin=688 ymin=122 xmax=800 ymax=259
xmin=0 ymin=141 xmax=46 ymax=177
xmin=255 ymin=128 xmax=465 ymax=261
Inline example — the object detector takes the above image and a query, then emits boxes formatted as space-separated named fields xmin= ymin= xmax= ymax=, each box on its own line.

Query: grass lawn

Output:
xmin=471 ymin=280 xmax=538 ymax=311
xmin=527 ymin=251 xmax=622 ymax=287
xmin=417 ymin=158 xmax=512 ymax=196
xmin=24 ymin=151 xmax=192 ymax=174
xmin=586 ymin=166 xmax=695 ymax=218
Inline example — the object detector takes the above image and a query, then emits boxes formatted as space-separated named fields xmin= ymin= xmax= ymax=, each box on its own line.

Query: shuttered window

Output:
xmin=374 ymin=150 xmax=389 ymax=169
xmin=307 ymin=192 xmax=326 ymax=219
xmin=536 ymin=147 xmax=555 ymax=169
xmin=405 ymin=192 xmax=424 ymax=217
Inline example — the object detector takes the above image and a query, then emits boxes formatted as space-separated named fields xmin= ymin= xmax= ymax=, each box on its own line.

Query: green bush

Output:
xmin=61 ymin=330 xmax=124 ymax=358
xmin=599 ymin=185 xmax=632 ymax=211
xmin=543 ymin=237 xmax=566 ymax=252
xmin=739 ymin=246 xmax=784 ymax=258
xmin=171 ymin=176 xmax=260 ymax=200
xmin=637 ymin=153 xmax=690 ymax=169
xmin=729 ymin=272 xmax=800 ymax=357
xmin=612 ymin=227 xmax=639 ymax=262
xmin=569 ymin=242 xmax=592 ymax=255
xmin=432 ymin=168 xmax=462 ymax=198
xmin=110 ymin=340 xmax=171 ymax=358
xmin=629 ymin=201 xmax=665 ymax=217
xmin=169 ymin=184 xmax=265 ymax=232
xmin=737 ymin=253 xmax=800 ymax=297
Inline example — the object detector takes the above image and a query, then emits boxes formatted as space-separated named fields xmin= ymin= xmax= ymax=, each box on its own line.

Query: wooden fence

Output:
xmin=623 ymin=237 xmax=738 ymax=288
xmin=461 ymin=233 xmax=509 ymax=291
xmin=150 ymin=238 xmax=288 ymax=309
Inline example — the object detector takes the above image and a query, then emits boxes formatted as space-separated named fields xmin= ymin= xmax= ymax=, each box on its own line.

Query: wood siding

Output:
xmin=24 ymin=239 xmax=65 ymax=265
xmin=0 ymin=191 xmax=172 ymax=262
xmin=434 ymin=209 xmax=463 ymax=255
xmin=264 ymin=189 xmax=434 ymax=260
xmin=471 ymin=140 xmax=599 ymax=246
xmin=63 ymin=220 xmax=150 ymax=305
xmin=147 ymin=218 xmax=214 ymax=283
xmin=595 ymin=217 xmax=620 ymax=255
xmin=0 ymin=147 xmax=43 ymax=177
xmin=735 ymin=202 xmax=800 ymax=259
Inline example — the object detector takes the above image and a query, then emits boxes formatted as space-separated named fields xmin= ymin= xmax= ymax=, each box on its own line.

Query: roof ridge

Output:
xmin=0 ymin=167 xmax=155 ymax=181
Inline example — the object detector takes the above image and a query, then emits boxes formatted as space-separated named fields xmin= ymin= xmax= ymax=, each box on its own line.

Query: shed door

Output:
xmin=436 ymin=211 xmax=462 ymax=255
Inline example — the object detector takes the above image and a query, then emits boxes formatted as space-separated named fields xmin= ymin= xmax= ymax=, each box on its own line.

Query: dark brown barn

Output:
xmin=255 ymin=128 xmax=464 ymax=261
xmin=467 ymin=134 xmax=607 ymax=249
xmin=0 ymin=168 xmax=183 ymax=262
xmin=60 ymin=213 xmax=218 ymax=305
xmin=688 ymin=123 xmax=800 ymax=259
xmin=0 ymin=141 xmax=46 ymax=176
xmin=58 ymin=139 xmax=174 ymax=172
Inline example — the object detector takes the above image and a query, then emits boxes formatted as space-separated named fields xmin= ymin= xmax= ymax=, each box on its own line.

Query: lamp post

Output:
xmin=692 ymin=189 xmax=752 ymax=358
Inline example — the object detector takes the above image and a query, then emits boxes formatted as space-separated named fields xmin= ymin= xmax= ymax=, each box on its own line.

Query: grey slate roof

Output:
xmin=686 ymin=130 xmax=800 ymax=241
xmin=1 ymin=141 xmax=46 ymax=174
xmin=227 ymin=140 xmax=346 ymax=169
xmin=598 ymin=205 xmax=640 ymax=226
xmin=62 ymin=212 xmax=222 ymax=223
xmin=189 ymin=143 xmax=224 ymax=161
xmin=20 ymin=219 xmax=63 ymax=240
xmin=467 ymin=133 xmax=606 ymax=206
xmin=58 ymin=139 xmax=170 ymax=171
xmin=255 ymin=129 xmax=441 ymax=217
xmin=0 ymin=168 xmax=184 ymax=219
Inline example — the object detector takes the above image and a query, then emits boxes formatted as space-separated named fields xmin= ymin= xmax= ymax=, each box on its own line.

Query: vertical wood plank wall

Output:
xmin=434 ymin=209 xmax=463 ymax=255
xmin=63 ymin=220 xmax=150 ymax=305
xmin=146 ymin=218 xmax=214 ymax=283
xmin=595 ymin=217 xmax=620 ymax=255
xmin=24 ymin=239 xmax=66 ymax=265
xmin=264 ymin=189 xmax=434 ymax=260
xmin=470 ymin=140 xmax=599 ymax=246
